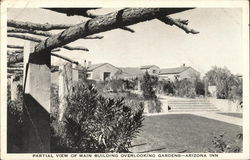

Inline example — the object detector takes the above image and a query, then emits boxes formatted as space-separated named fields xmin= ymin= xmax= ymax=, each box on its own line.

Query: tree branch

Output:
xmin=8 ymin=27 xmax=53 ymax=36
xmin=7 ymin=20 xmax=74 ymax=31
xmin=7 ymin=45 xmax=24 ymax=49
xmin=44 ymin=8 xmax=135 ymax=33
xmin=51 ymin=53 xmax=79 ymax=65
xmin=8 ymin=8 xmax=193 ymax=64
xmin=7 ymin=33 xmax=89 ymax=52
xmin=157 ymin=16 xmax=199 ymax=34
xmin=83 ymin=35 xmax=104 ymax=39
xmin=33 ymin=8 xmax=193 ymax=53
xmin=8 ymin=26 xmax=104 ymax=40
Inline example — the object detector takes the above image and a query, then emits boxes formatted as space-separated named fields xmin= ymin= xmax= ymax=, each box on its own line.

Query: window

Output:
xmin=103 ymin=72 xmax=111 ymax=81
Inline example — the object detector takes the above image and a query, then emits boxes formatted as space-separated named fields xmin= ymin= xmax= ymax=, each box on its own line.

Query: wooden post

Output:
xmin=22 ymin=41 xmax=51 ymax=153
xmin=58 ymin=62 xmax=73 ymax=121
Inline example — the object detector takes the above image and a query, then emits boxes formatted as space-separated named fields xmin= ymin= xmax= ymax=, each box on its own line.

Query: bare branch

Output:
xmin=33 ymin=8 xmax=193 ymax=53
xmin=8 ymin=19 xmax=74 ymax=31
xmin=157 ymin=16 xmax=199 ymax=34
xmin=51 ymin=53 xmax=79 ymax=65
xmin=7 ymin=45 xmax=24 ymax=49
xmin=83 ymin=35 xmax=104 ymax=39
xmin=62 ymin=45 xmax=89 ymax=51
xmin=8 ymin=33 xmax=42 ymax=42
xmin=8 ymin=8 xmax=193 ymax=64
xmin=8 ymin=27 xmax=53 ymax=36
xmin=7 ymin=33 xmax=89 ymax=52
xmin=45 ymin=8 xmax=135 ymax=33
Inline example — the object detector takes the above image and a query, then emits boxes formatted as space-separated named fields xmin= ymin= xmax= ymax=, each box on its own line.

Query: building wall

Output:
xmin=179 ymin=68 xmax=200 ymax=80
xmin=159 ymin=68 xmax=200 ymax=81
xmin=159 ymin=74 xmax=179 ymax=81
xmin=88 ymin=64 xmax=121 ymax=81
xmin=141 ymin=66 xmax=160 ymax=76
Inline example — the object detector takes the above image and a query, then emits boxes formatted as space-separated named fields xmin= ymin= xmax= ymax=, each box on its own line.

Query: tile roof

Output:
xmin=140 ymin=65 xmax=159 ymax=69
xmin=159 ymin=67 xmax=190 ymax=75
xmin=87 ymin=63 xmax=107 ymax=71
xmin=119 ymin=67 xmax=143 ymax=76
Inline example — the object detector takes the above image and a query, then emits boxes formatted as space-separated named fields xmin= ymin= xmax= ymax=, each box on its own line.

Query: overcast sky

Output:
xmin=7 ymin=8 xmax=243 ymax=75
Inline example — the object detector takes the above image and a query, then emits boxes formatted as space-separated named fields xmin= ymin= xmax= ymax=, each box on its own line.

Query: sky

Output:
xmin=7 ymin=8 xmax=243 ymax=76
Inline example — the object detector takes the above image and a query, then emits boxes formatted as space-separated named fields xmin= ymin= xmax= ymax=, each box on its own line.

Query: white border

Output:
xmin=1 ymin=0 xmax=249 ymax=159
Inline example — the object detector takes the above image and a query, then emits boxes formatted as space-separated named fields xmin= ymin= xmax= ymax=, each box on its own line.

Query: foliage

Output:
xmin=205 ymin=66 xmax=242 ymax=99
xmin=123 ymin=79 xmax=137 ymax=90
xmin=141 ymin=71 xmax=158 ymax=100
xmin=51 ymin=82 xmax=144 ymax=153
xmin=208 ymin=132 xmax=242 ymax=153
xmin=162 ymin=80 xmax=175 ymax=95
xmin=7 ymin=84 xmax=24 ymax=153
xmin=110 ymin=79 xmax=124 ymax=93
xmin=174 ymin=78 xmax=196 ymax=98
xmin=194 ymin=78 xmax=205 ymax=96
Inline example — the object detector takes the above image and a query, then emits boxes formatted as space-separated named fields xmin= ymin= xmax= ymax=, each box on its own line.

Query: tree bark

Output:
xmin=34 ymin=8 xmax=192 ymax=55
xmin=8 ymin=27 xmax=53 ymax=36
xmin=45 ymin=8 xmax=135 ymax=33
xmin=8 ymin=34 xmax=89 ymax=51
xmin=7 ymin=45 xmax=24 ymax=49
xmin=8 ymin=20 xmax=74 ymax=31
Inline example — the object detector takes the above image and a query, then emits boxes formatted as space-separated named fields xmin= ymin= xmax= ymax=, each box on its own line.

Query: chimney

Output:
xmin=87 ymin=61 xmax=92 ymax=68
xmin=83 ymin=60 xmax=87 ymax=68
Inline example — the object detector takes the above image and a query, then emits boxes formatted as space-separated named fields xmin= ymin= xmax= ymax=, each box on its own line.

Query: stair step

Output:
xmin=169 ymin=109 xmax=219 ymax=112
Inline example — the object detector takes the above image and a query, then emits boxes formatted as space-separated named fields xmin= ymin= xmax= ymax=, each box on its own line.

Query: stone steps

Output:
xmin=166 ymin=99 xmax=219 ymax=112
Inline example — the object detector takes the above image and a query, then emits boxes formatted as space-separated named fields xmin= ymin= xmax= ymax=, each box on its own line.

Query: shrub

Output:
xmin=174 ymin=79 xmax=196 ymax=98
xmin=7 ymin=84 xmax=24 ymax=153
xmin=110 ymin=79 xmax=124 ymax=93
xmin=208 ymin=132 xmax=242 ymax=153
xmin=51 ymin=83 xmax=144 ymax=153
xmin=195 ymin=79 xmax=205 ymax=96
xmin=141 ymin=71 xmax=158 ymax=100
xmin=162 ymin=81 xmax=175 ymax=95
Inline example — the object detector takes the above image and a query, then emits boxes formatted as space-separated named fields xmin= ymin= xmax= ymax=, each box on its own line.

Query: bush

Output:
xmin=51 ymin=82 xmax=144 ymax=153
xmin=162 ymin=81 xmax=175 ymax=95
xmin=110 ymin=79 xmax=124 ymax=93
xmin=174 ymin=79 xmax=196 ymax=98
xmin=141 ymin=71 xmax=158 ymax=100
xmin=208 ymin=132 xmax=242 ymax=153
xmin=7 ymin=84 xmax=24 ymax=153
xmin=195 ymin=79 xmax=205 ymax=96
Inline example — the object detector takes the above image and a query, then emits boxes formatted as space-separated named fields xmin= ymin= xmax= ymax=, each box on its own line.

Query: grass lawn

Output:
xmin=130 ymin=114 xmax=242 ymax=153
xmin=218 ymin=113 xmax=243 ymax=118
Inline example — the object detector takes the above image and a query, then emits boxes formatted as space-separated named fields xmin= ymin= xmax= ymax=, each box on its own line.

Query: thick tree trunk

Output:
xmin=8 ymin=8 xmax=192 ymax=64
xmin=34 ymin=8 xmax=192 ymax=55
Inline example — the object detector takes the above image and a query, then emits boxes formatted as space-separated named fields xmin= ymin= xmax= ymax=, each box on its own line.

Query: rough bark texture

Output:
xmin=7 ymin=45 xmax=24 ymax=49
xmin=33 ymin=8 xmax=192 ymax=55
xmin=158 ymin=16 xmax=199 ymax=34
xmin=8 ymin=27 xmax=102 ymax=39
xmin=45 ymin=8 xmax=135 ymax=33
xmin=8 ymin=27 xmax=53 ymax=36
xmin=8 ymin=34 xmax=88 ymax=53
xmin=8 ymin=20 xmax=74 ymax=31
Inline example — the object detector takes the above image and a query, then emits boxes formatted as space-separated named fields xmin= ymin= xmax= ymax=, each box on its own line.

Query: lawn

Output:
xmin=130 ymin=114 xmax=242 ymax=153
xmin=218 ymin=112 xmax=243 ymax=118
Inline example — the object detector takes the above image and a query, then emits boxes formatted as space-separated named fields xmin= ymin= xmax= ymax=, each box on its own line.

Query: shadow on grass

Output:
xmin=137 ymin=147 xmax=166 ymax=153
xmin=130 ymin=143 xmax=147 ymax=148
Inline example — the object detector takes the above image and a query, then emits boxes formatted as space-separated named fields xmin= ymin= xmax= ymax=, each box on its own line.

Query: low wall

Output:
xmin=208 ymin=98 xmax=242 ymax=113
